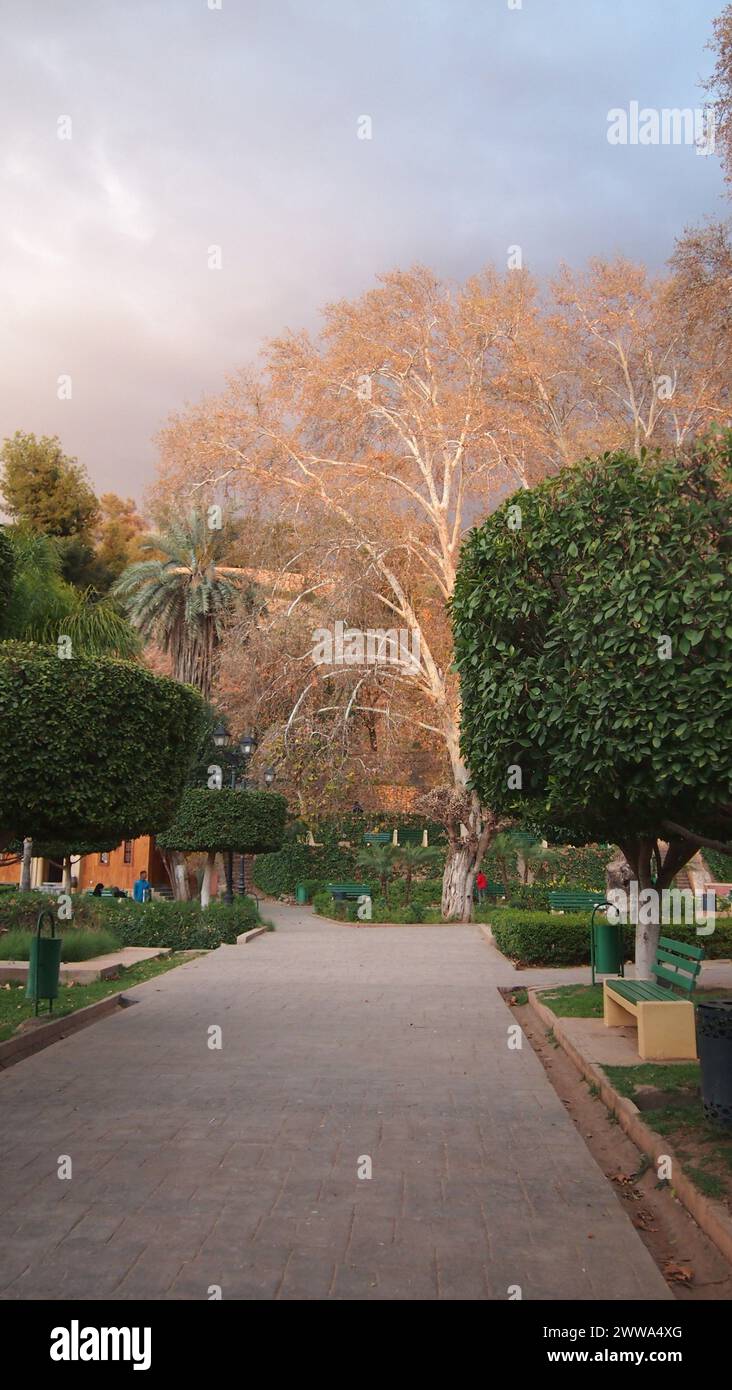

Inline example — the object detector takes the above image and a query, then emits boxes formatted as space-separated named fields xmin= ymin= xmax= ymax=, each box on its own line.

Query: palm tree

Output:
xmin=522 ymin=843 xmax=562 ymax=883
xmin=113 ymin=512 xmax=252 ymax=698
xmin=394 ymin=843 xmax=441 ymax=904
xmin=356 ymin=844 xmax=398 ymax=903
xmin=3 ymin=528 xmax=139 ymax=658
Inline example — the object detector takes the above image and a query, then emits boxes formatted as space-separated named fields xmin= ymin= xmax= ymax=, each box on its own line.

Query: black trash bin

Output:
xmin=696 ymin=1000 xmax=732 ymax=1128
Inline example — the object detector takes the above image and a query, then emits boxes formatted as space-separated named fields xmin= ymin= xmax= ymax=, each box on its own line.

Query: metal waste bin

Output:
xmin=696 ymin=1000 xmax=732 ymax=1127
xmin=590 ymin=903 xmax=624 ymax=986
xmin=25 ymin=909 xmax=62 ymax=1015
xmin=295 ymin=883 xmax=308 ymax=905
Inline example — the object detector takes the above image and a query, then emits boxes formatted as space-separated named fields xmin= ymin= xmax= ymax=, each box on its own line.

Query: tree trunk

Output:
xmin=20 ymin=837 xmax=33 ymax=891
xmin=162 ymin=849 xmax=191 ymax=901
xmin=618 ymin=834 xmax=698 ymax=978
xmin=419 ymin=785 xmax=502 ymax=922
xmin=441 ymin=839 xmax=479 ymax=921
xmin=633 ymin=837 xmax=656 ymax=979
xmin=200 ymin=851 xmax=216 ymax=908
xmin=62 ymin=856 xmax=72 ymax=893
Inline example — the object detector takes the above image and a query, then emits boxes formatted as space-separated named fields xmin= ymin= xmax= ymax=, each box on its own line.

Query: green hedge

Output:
xmin=312 ymin=890 xmax=426 ymax=924
xmin=504 ymin=883 xmax=551 ymax=910
xmin=704 ymin=850 xmax=732 ymax=883
xmin=486 ymin=908 xmax=732 ymax=967
xmin=0 ymin=642 xmax=204 ymax=843
xmin=0 ymin=527 xmax=14 ymax=635
xmin=254 ymin=842 xmax=357 ymax=895
xmin=486 ymin=910 xmax=631 ymax=966
xmin=157 ymin=786 xmax=286 ymax=855
xmin=479 ymin=845 xmax=610 ymax=892
xmin=314 ymin=812 xmax=447 ymax=847
xmin=0 ymin=891 xmax=259 ymax=950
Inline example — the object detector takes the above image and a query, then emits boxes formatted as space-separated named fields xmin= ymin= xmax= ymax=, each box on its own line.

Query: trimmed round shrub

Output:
xmin=0 ymin=642 xmax=204 ymax=844
xmin=157 ymin=787 xmax=286 ymax=854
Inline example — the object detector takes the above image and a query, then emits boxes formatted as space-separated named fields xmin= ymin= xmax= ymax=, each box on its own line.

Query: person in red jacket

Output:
xmin=475 ymin=870 xmax=488 ymax=903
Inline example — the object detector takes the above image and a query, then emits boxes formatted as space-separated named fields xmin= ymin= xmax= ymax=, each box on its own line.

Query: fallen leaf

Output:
xmin=663 ymin=1261 xmax=693 ymax=1285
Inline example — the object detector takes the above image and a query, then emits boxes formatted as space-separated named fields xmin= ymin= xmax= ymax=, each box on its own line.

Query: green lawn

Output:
xmin=538 ymin=983 xmax=732 ymax=1019
xmin=538 ymin=983 xmax=605 ymax=1017
xmin=603 ymin=1061 xmax=732 ymax=1206
xmin=0 ymin=953 xmax=195 ymax=1043
xmin=604 ymin=1062 xmax=701 ymax=1097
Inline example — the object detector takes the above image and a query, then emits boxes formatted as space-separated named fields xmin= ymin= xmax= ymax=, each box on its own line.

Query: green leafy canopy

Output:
xmin=157 ymin=786 xmax=287 ymax=854
xmin=0 ymin=642 xmax=205 ymax=844
xmin=452 ymin=431 xmax=732 ymax=846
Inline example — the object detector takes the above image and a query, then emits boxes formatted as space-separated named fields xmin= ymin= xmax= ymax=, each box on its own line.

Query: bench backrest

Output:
xmin=397 ymin=827 xmax=423 ymax=846
xmin=363 ymin=833 xmax=392 ymax=845
xmin=327 ymin=882 xmax=371 ymax=895
xmin=549 ymin=890 xmax=606 ymax=909
xmin=652 ymin=935 xmax=704 ymax=996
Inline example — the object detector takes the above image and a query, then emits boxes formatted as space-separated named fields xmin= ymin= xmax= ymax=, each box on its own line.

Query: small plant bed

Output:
xmin=0 ymin=891 xmax=260 ymax=950
xmin=0 ymin=953 xmax=194 ymax=1043
xmin=603 ymin=1062 xmax=732 ymax=1215
xmin=0 ymin=927 xmax=121 ymax=963
xmin=312 ymin=890 xmax=443 ymax=924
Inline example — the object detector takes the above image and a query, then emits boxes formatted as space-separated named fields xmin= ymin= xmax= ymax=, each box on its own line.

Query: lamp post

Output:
xmin=211 ymin=721 xmax=273 ymax=904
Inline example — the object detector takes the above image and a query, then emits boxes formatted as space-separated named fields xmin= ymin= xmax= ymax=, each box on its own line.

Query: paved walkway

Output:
xmin=0 ymin=904 xmax=670 ymax=1300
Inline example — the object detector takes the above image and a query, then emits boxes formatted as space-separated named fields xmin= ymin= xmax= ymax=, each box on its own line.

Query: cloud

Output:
xmin=0 ymin=0 xmax=724 ymax=501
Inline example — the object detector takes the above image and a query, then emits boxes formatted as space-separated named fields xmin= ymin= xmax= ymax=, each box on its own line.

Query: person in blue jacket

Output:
xmin=133 ymin=870 xmax=151 ymax=904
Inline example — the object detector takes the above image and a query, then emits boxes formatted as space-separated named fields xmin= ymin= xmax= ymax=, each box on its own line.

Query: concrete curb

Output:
xmin=0 ymin=947 xmax=170 ymax=986
xmin=236 ymin=926 xmax=268 ymax=945
xmin=0 ymin=993 xmax=124 ymax=1071
xmin=527 ymin=986 xmax=732 ymax=1266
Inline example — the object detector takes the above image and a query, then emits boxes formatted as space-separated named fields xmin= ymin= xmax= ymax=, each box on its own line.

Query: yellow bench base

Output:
xmin=603 ymin=983 xmax=698 ymax=1061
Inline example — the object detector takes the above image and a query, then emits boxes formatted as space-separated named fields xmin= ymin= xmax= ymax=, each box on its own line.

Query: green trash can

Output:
xmin=26 ymin=909 xmax=62 ymax=1015
xmin=295 ymin=883 xmax=308 ymax=905
xmin=590 ymin=905 xmax=624 ymax=985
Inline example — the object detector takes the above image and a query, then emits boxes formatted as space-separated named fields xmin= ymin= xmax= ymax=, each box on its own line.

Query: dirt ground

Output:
xmin=510 ymin=997 xmax=732 ymax=1301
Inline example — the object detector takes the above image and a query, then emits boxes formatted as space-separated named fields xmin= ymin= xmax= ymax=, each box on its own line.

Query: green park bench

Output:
xmin=603 ymin=936 xmax=703 ymax=1060
xmin=396 ymin=827 xmax=423 ymax=846
xmin=549 ymin=889 xmax=607 ymax=912
xmin=363 ymin=832 xmax=392 ymax=846
xmin=475 ymin=879 xmax=504 ymax=898
xmin=326 ymin=882 xmax=372 ymax=902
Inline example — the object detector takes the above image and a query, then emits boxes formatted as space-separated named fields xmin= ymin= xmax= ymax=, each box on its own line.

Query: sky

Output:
xmin=0 ymin=0 xmax=726 ymax=504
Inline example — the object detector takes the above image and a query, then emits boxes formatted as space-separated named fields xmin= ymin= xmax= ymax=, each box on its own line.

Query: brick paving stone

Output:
xmin=0 ymin=903 xmax=671 ymax=1301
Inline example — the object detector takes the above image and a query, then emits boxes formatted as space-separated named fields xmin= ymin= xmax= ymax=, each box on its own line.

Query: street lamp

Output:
xmin=239 ymin=733 xmax=256 ymax=760
xmin=210 ymin=723 xmax=273 ymax=903
xmin=234 ymin=735 xmax=256 ymax=897
xmin=212 ymin=719 xmax=230 ymax=749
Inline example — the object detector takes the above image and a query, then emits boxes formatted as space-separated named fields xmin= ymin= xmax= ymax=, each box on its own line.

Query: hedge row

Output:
xmin=0 ymin=891 xmax=259 ymax=950
xmin=254 ymin=842 xmax=357 ymax=895
xmin=312 ymin=891 xmax=426 ymax=924
xmin=479 ymin=844 xmax=610 ymax=891
xmin=486 ymin=908 xmax=732 ymax=967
